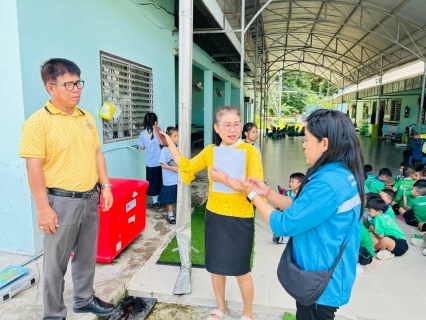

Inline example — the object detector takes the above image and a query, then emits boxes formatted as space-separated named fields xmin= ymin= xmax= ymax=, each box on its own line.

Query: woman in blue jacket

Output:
xmin=226 ymin=109 xmax=365 ymax=319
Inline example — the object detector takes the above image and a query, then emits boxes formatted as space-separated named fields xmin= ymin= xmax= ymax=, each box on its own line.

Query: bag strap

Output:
xmin=329 ymin=213 xmax=359 ymax=272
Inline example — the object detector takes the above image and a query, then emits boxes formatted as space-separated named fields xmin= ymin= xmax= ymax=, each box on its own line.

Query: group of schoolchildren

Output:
xmin=138 ymin=112 xmax=262 ymax=225
xmin=274 ymin=162 xmax=426 ymax=267
xmin=138 ymin=112 xmax=180 ymax=225
xmin=359 ymin=162 xmax=426 ymax=267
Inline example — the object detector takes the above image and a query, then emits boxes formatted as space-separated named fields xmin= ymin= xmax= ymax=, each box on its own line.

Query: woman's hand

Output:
xmin=159 ymin=130 xmax=173 ymax=145
xmin=226 ymin=177 xmax=254 ymax=195
xmin=210 ymin=166 xmax=229 ymax=185
xmin=246 ymin=177 xmax=268 ymax=193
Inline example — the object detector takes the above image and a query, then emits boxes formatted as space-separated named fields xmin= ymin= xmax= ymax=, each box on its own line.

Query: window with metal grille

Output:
xmin=389 ymin=98 xmax=401 ymax=122
xmin=100 ymin=52 xmax=153 ymax=143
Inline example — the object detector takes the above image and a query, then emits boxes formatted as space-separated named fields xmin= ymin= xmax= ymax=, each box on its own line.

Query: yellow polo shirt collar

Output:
xmin=44 ymin=100 xmax=85 ymax=117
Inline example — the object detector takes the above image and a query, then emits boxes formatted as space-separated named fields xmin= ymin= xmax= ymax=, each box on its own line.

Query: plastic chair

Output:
xmin=408 ymin=138 xmax=426 ymax=165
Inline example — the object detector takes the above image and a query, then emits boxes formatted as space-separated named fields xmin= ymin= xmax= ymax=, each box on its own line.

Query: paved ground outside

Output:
xmin=1 ymin=135 xmax=426 ymax=319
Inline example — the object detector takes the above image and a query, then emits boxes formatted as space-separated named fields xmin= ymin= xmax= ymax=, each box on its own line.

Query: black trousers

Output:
xmin=296 ymin=301 xmax=338 ymax=320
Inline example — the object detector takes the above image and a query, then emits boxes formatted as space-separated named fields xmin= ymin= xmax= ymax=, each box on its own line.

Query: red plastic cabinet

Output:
xmin=96 ymin=178 xmax=149 ymax=263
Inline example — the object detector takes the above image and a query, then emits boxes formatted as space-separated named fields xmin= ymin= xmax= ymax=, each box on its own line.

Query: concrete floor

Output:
xmin=1 ymin=135 xmax=426 ymax=320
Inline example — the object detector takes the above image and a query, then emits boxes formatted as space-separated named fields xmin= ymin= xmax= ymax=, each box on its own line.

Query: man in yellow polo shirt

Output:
xmin=20 ymin=58 xmax=115 ymax=320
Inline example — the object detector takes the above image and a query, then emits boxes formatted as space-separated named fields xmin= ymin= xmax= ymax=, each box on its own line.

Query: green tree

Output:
xmin=265 ymin=71 xmax=338 ymax=115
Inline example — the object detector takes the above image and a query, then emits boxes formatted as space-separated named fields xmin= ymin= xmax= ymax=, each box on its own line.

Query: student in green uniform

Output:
xmin=274 ymin=172 xmax=305 ymax=244
xmin=359 ymin=223 xmax=375 ymax=265
xmin=364 ymin=164 xmax=374 ymax=194
xmin=392 ymin=166 xmax=415 ymax=215
xmin=398 ymin=180 xmax=426 ymax=231
xmin=387 ymin=162 xmax=408 ymax=189
xmin=379 ymin=189 xmax=396 ymax=220
xmin=367 ymin=197 xmax=408 ymax=260
xmin=365 ymin=168 xmax=392 ymax=194
xmin=414 ymin=166 xmax=424 ymax=181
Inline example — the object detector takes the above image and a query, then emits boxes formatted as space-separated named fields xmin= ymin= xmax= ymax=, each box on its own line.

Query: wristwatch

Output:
xmin=247 ymin=190 xmax=259 ymax=202
xmin=101 ymin=183 xmax=112 ymax=189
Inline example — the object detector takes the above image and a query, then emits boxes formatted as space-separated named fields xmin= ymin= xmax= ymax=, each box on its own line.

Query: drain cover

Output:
xmin=108 ymin=296 xmax=157 ymax=320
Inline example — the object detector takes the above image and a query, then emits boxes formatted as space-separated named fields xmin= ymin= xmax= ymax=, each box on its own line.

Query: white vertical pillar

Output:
xmin=239 ymin=0 xmax=246 ymax=121
xmin=204 ymin=70 xmax=213 ymax=145
xmin=173 ymin=0 xmax=193 ymax=295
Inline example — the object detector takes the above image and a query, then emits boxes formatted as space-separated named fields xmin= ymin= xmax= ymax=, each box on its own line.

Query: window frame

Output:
xmin=100 ymin=51 xmax=153 ymax=143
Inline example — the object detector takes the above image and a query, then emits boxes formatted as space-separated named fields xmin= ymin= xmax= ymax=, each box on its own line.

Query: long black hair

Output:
xmin=144 ymin=112 xmax=158 ymax=140
xmin=213 ymin=106 xmax=241 ymax=146
xmin=298 ymin=109 xmax=365 ymax=217
xmin=242 ymin=122 xmax=257 ymax=140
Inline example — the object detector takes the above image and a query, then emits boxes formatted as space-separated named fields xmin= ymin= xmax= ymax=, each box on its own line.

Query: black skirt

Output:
xmin=146 ymin=166 xmax=162 ymax=196
xmin=205 ymin=208 xmax=254 ymax=276
xmin=158 ymin=185 xmax=177 ymax=205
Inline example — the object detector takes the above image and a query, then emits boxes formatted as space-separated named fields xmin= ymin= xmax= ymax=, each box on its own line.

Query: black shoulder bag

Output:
xmin=277 ymin=217 xmax=357 ymax=306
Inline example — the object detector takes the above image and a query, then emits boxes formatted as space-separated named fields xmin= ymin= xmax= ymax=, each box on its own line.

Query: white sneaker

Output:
xmin=423 ymin=249 xmax=426 ymax=256
xmin=410 ymin=237 xmax=426 ymax=247
xmin=356 ymin=263 xmax=364 ymax=274
xmin=376 ymin=250 xmax=395 ymax=260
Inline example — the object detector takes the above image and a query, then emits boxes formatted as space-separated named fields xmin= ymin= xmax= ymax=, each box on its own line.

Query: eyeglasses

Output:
xmin=219 ymin=122 xmax=241 ymax=131
xmin=48 ymin=80 xmax=84 ymax=91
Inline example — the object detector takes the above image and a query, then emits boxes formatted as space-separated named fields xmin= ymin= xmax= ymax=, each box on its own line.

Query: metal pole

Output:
xmin=278 ymin=70 xmax=282 ymax=116
xmin=377 ymin=56 xmax=383 ymax=140
xmin=240 ymin=0 xmax=246 ymax=121
xmin=173 ymin=0 xmax=193 ymax=295
xmin=419 ymin=62 xmax=426 ymax=134
xmin=253 ymin=2 xmax=259 ymax=121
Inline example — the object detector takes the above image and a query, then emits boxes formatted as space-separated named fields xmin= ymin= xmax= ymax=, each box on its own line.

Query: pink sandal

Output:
xmin=207 ymin=309 xmax=227 ymax=320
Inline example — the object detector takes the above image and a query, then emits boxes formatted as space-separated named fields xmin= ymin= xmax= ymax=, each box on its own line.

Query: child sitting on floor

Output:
xmin=388 ymin=162 xmax=408 ymax=188
xmin=365 ymin=167 xmax=392 ymax=194
xmin=414 ymin=165 xmax=425 ymax=181
xmin=364 ymin=164 xmax=374 ymax=194
xmin=359 ymin=222 xmax=375 ymax=265
xmin=379 ymin=189 xmax=396 ymax=220
xmin=273 ymin=172 xmax=305 ymax=244
xmin=398 ymin=180 xmax=426 ymax=231
xmin=366 ymin=197 xmax=409 ymax=260
xmin=392 ymin=165 xmax=415 ymax=215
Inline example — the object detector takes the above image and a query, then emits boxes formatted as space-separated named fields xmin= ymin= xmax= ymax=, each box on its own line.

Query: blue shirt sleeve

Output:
xmin=269 ymin=178 xmax=339 ymax=236
xmin=159 ymin=147 xmax=167 ymax=164
xmin=138 ymin=131 xmax=145 ymax=148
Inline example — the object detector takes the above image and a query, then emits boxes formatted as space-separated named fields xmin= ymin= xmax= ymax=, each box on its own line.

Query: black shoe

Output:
xmin=73 ymin=296 xmax=114 ymax=317
xmin=277 ymin=185 xmax=283 ymax=194
xmin=148 ymin=202 xmax=161 ymax=209
xmin=167 ymin=215 xmax=176 ymax=224
xmin=272 ymin=235 xmax=283 ymax=244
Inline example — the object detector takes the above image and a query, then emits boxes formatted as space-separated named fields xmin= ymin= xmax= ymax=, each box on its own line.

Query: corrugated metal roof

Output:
xmin=187 ymin=0 xmax=426 ymax=87
xmin=255 ymin=0 xmax=426 ymax=88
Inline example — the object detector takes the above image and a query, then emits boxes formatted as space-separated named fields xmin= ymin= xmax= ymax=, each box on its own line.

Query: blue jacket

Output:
xmin=270 ymin=162 xmax=361 ymax=307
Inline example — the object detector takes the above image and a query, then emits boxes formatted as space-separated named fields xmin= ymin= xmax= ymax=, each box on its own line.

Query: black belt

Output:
xmin=47 ymin=184 xmax=99 ymax=199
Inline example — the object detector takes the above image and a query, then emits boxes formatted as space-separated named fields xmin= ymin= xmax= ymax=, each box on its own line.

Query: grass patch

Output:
xmin=157 ymin=203 xmax=254 ymax=268
xmin=283 ymin=312 xmax=296 ymax=320
xmin=158 ymin=204 xmax=206 ymax=267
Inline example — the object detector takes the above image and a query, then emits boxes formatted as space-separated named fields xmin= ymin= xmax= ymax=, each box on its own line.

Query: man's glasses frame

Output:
xmin=48 ymin=80 xmax=84 ymax=91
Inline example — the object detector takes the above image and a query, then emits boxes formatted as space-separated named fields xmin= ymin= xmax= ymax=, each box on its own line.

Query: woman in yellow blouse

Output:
xmin=161 ymin=106 xmax=263 ymax=320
